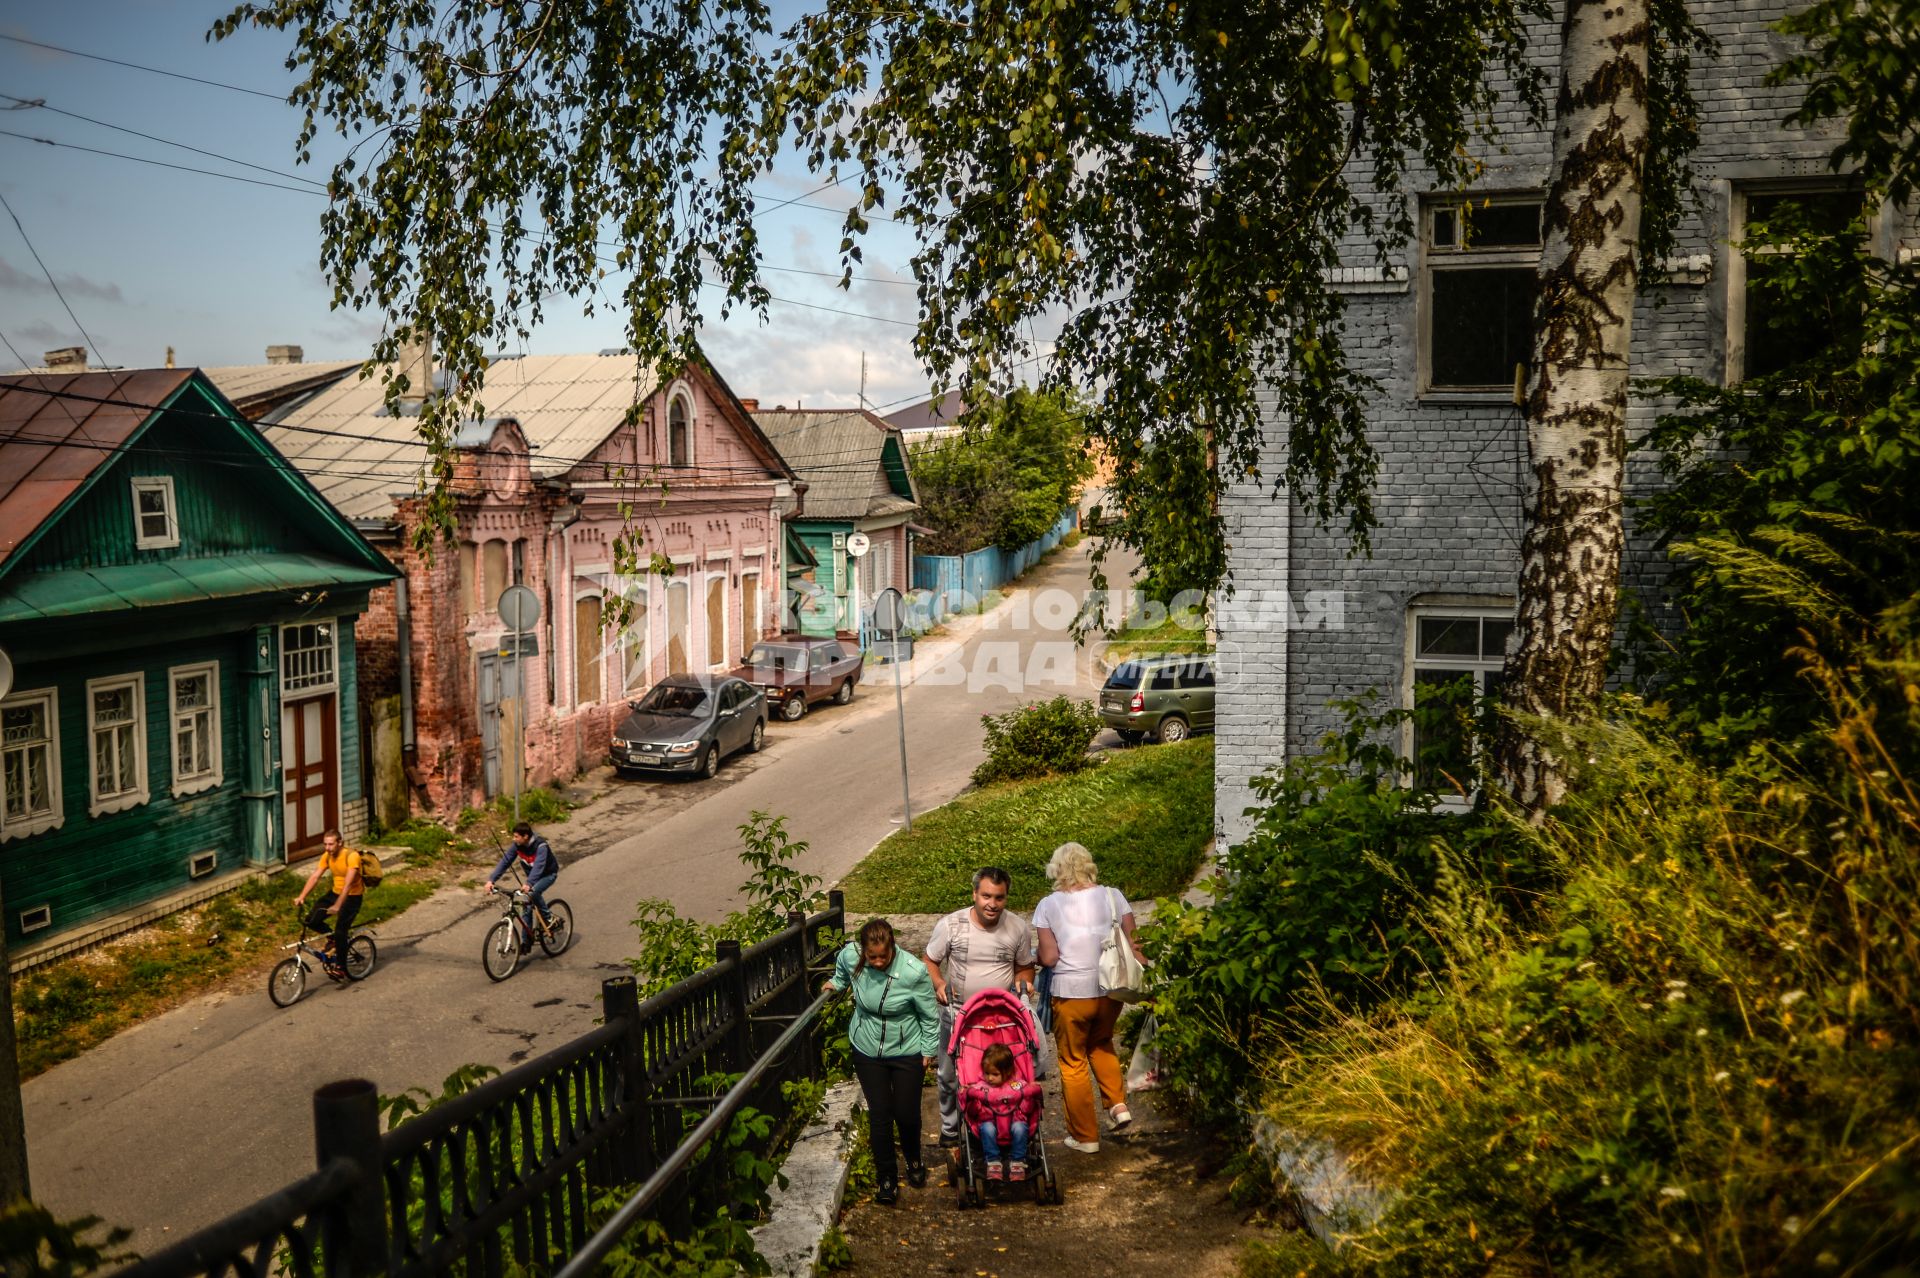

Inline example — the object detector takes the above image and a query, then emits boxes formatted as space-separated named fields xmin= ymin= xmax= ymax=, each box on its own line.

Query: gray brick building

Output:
xmin=1215 ymin=2 xmax=1920 ymax=840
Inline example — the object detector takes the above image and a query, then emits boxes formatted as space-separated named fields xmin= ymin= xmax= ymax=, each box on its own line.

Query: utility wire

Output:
xmin=0 ymin=188 xmax=107 ymax=368
xmin=0 ymin=92 xmax=327 ymax=189
xmin=0 ymin=127 xmax=326 ymax=195
xmin=0 ymin=33 xmax=287 ymax=100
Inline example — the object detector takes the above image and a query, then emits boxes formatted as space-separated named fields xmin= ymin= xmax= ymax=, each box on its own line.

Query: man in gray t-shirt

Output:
xmin=923 ymin=866 xmax=1037 ymax=1146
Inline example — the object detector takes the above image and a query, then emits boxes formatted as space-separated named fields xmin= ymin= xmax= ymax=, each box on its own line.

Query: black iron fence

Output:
xmin=114 ymin=892 xmax=847 ymax=1278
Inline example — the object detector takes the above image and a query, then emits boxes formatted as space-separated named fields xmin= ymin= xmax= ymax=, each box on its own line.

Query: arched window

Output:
xmin=668 ymin=395 xmax=692 ymax=468
xmin=482 ymin=540 xmax=508 ymax=613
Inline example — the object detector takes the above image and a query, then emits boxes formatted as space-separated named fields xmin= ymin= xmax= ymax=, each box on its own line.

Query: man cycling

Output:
xmin=293 ymin=829 xmax=363 ymax=979
xmin=486 ymin=822 xmax=559 ymax=952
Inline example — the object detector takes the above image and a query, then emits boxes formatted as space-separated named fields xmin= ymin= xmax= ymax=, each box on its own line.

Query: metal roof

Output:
xmin=262 ymin=353 xmax=669 ymax=520
xmin=0 ymin=551 xmax=397 ymax=624
xmin=200 ymin=361 xmax=360 ymax=418
xmin=0 ymin=369 xmax=196 ymax=565
xmin=752 ymin=408 xmax=918 ymax=521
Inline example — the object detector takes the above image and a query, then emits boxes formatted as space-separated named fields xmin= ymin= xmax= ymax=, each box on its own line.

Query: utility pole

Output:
xmin=859 ymin=351 xmax=868 ymax=411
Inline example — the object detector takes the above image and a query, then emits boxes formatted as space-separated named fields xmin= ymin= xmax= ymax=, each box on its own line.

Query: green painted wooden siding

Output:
xmin=18 ymin=406 xmax=333 ymax=574
xmin=1 ymin=634 xmax=249 ymax=947
xmin=793 ymin=525 xmax=848 ymax=637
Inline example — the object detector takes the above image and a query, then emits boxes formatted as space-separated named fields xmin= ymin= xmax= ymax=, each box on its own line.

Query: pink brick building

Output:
xmin=257 ymin=351 xmax=800 ymax=819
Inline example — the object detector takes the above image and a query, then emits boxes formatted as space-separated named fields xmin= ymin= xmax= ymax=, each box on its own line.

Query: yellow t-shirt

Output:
xmin=326 ymin=847 xmax=365 ymax=896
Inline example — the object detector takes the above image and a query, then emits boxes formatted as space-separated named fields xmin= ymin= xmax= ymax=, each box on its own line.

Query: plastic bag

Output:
xmin=1126 ymin=1013 xmax=1161 ymax=1093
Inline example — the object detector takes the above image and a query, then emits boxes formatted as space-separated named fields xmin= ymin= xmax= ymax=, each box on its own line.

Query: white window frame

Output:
xmin=1 ymin=686 xmax=63 ymax=842
xmin=131 ymin=475 xmax=180 ymax=550
xmin=86 ymin=672 xmax=149 ymax=818
xmin=169 ymin=661 xmax=223 ymax=797
xmin=1418 ymin=195 xmax=1544 ymax=398
xmin=280 ymin=622 xmax=339 ymax=696
xmin=1403 ymin=604 xmax=1514 ymax=809
xmin=1724 ymin=180 xmax=1873 ymax=384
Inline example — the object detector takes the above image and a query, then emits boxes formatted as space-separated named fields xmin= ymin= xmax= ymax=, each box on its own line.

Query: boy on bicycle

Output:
xmin=293 ymin=829 xmax=363 ymax=978
xmin=485 ymin=822 xmax=559 ymax=952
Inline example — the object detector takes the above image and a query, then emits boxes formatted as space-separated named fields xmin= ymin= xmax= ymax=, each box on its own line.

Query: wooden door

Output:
xmin=281 ymin=694 xmax=338 ymax=859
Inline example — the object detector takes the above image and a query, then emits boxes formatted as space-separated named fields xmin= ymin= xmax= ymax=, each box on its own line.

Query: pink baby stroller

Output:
xmin=945 ymin=987 xmax=1063 ymax=1206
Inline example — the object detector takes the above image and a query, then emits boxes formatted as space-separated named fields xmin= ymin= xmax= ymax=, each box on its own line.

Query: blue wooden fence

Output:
xmin=906 ymin=507 xmax=1078 ymax=630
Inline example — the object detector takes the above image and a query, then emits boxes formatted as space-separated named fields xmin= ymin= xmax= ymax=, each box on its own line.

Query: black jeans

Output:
xmin=305 ymin=891 xmax=361 ymax=962
xmin=852 ymin=1051 xmax=924 ymax=1180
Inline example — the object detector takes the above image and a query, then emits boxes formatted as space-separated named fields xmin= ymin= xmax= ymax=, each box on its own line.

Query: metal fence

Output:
xmin=909 ymin=507 xmax=1079 ymax=627
xmin=114 ymin=893 xmax=847 ymax=1278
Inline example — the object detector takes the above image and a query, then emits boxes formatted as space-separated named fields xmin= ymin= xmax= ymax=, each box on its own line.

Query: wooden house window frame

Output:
xmin=281 ymin=622 xmax=339 ymax=696
xmin=131 ymin=475 xmax=180 ymax=550
xmin=1 ymin=686 xmax=63 ymax=842
xmin=1418 ymin=195 xmax=1544 ymax=398
xmin=1403 ymin=602 xmax=1514 ymax=810
xmin=170 ymin=661 xmax=223 ymax=797
xmin=87 ymin=672 xmax=150 ymax=818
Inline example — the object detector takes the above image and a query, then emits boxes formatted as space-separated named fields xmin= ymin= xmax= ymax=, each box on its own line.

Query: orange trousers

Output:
xmin=1052 ymin=996 xmax=1125 ymax=1142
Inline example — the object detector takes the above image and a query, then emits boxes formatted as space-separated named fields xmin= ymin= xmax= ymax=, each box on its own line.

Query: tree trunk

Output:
xmin=0 ymin=878 xmax=29 ymax=1204
xmin=1498 ymin=0 xmax=1651 ymax=818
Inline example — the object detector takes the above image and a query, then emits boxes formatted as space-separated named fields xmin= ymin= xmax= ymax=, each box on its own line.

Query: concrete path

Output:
xmin=23 ymin=539 xmax=1135 ymax=1253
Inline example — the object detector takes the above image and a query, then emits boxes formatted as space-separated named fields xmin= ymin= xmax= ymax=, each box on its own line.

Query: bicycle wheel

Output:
xmin=344 ymin=934 xmax=378 ymax=980
xmin=482 ymin=919 xmax=521 ymax=981
xmin=538 ymin=900 xmax=574 ymax=956
xmin=268 ymin=957 xmax=307 ymax=1007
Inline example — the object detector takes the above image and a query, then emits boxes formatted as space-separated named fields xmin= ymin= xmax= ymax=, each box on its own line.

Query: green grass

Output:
xmin=11 ymin=868 xmax=437 ymax=1078
xmin=1104 ymin=612 xmax=1213 ymax=663
xmin=839 ymin=737 xmax=1213 ymax=913
xmin=371 ymin=817 xmax=470 ymax=865
xmin=455 ymin=784 xmax=573 ymax=834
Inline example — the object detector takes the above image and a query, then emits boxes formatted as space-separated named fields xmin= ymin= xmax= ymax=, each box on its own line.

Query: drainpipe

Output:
xmin=395 ymin=575 xmax=416 ymax=751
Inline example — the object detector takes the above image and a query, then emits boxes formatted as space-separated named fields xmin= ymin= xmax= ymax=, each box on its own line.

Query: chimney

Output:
xmin=43 ymin=346 xmax=87 ymax=371
xmin=738 ymin=397 xmax=759 ymax=412
xmin=396 ymin=335 xmax=434 ymax=405
xmin=266 ymin=344 xmax=304 ymax=365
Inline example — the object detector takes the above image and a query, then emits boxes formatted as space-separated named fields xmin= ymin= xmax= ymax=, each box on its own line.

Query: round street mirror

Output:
xmin=845 ymin=531 xmax=871 ymax=558
xmin=498 ymin=583 xmax=541 ymax=633
xmin=873 ymin=587 xmax=906 ymax=636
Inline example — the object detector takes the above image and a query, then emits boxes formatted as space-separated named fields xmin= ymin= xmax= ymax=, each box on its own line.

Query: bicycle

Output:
xmin=481 ymin=879 xmax=574 ymax=981
xmin=269 ymin=910 xmax=377 ymax=1007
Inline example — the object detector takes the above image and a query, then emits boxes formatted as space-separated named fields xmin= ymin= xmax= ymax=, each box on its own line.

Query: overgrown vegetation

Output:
xmin=455 ymin=784 xmax=574 ymax=836
xmin=10 ymin=868 xmax=436 ymax=1078
xmin=1157 ymin=57 xmax=1920 ymax=1271
xmin=1102 ymin=612 xmax=1215 ymax=665
xmin=972 ymin=695 xmax=1105 ymax=785
xmin=908 ymin=388 xmax=1094 ymax=555
xmin=0 ymin=1202 xmax=132 ymax=1277
xmin=842 ymin=737 xmax=1213 ymax=914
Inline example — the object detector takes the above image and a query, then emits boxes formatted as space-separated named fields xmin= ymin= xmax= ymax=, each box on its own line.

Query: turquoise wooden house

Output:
xmin=0 ymin=369 xmax=397 ymax=958
xmin=752 ymin=409 xmax=920 ymax=638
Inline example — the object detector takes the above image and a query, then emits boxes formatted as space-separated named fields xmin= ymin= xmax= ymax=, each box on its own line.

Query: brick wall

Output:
xmin=1215 ymin=0 xmax=1920 ymax=842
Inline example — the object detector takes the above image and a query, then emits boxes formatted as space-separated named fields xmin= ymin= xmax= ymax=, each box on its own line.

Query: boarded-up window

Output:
xmin=623 ymin=597 xmax=651 ymax=694
xmin=483 ymin=540 xmax=508 ymax=614
xmin=575 ymin=595 xmax=603 ymax=705
xmin=741 ymin=566 xmax=762 ymax=648
xmin=667 ymin=580 xmax=691 ymax=675
xmin=706 ymin=574 xmax=727 ymax=667
xmin=458 ymin=542 xmax=477 ymax=614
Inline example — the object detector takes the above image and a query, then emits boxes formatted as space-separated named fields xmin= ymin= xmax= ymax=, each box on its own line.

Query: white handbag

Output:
xmin=1097 ymin=887 xmax=1148 ymax=1003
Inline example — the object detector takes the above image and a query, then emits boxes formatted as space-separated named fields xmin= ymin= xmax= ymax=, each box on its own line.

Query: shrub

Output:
xmin=972 ymin=695 xmax=1103 ymax=785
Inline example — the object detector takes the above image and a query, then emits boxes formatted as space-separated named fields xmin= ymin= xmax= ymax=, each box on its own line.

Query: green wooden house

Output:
xmin=0 ymin=369 xmax=397 ymax=957
xmin=752 ymin=409 xmax=920 ymax=638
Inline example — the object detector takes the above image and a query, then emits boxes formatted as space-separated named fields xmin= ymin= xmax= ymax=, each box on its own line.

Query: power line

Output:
xmin=0 ymin=32 xmax=286 ymax=101
xmin=0 ymin=93 xmax=326 ymax=190
xmin=0 ymin=188 xmax=107 ymax=368
xmin=0 ymin=127 xmax=326 ymax=195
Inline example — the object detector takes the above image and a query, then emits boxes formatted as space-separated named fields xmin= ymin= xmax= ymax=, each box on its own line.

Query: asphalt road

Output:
xmin=23 ymin=539 xmax=1135 ymax=1252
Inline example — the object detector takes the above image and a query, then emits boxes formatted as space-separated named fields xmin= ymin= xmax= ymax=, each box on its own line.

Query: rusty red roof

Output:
xmin=0 ymin=369 xmax=195 ymax=565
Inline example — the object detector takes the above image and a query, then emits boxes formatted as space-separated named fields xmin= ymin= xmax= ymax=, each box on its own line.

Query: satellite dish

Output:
xmin=0 ymin=646 xmax=11 ymax=701
xmin=845 ymin=531 xmax=871 ymax=558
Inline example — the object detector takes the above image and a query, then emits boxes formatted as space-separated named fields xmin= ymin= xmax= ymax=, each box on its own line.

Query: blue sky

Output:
xmin=0 ymin=0 xmax=956 ymax=412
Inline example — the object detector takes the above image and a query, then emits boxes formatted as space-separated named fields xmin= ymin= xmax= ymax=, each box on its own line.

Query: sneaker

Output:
xmin=1109 ymin=1103 xmax=1134 ymax=1132
xmin=517 ymin=936 xmax=532 ymax=954
xmin=938 ymin=1131 xmax=963 ymax=1149
xmin=985 ymin=1161 xmax=1005 ymax=1182
xmin=1008 ymin=1161 xmax=1027 ymax=1182
xmin=1063 ymin=1137 xmax=1100 ymax=1154
xmin=873 ymin=1176 xmax=898 ymax=1205
xmin=323 ymin=963 xmax=348 ymax=982
xmin=905 ymin=1162 xmax=928 ymax=1189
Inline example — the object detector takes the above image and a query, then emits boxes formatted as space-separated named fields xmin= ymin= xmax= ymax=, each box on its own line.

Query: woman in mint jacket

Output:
xmin=829 ymin=917 xmax=941 ymax=1203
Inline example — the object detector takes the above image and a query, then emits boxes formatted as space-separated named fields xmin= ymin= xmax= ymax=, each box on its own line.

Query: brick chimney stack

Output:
xmin=739 ymin=397 xmax=760 ymax=411
xmin=266 ymin=345 xmax=304 ymax=365
xmin=43 ymin=346 xmax=87 ymax=371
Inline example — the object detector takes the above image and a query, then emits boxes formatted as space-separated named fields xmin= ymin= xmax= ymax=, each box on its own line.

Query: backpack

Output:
xmin=356 ymin=848 xmax=384 ymax=889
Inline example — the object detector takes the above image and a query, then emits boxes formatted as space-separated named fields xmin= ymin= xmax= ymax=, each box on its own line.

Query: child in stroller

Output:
xmin=947 ymin=987 xmax=1062 ymax=1205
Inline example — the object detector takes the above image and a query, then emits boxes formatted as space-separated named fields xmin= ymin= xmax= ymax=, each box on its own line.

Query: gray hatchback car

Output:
xmin=1098 ymin=654 xmax=1216 ymax=744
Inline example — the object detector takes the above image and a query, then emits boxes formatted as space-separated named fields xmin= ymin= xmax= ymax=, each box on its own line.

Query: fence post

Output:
xmin=312 ymin=1079 xmax=386 ymax=1278
xmin=716 ymin=939 xmax=752 ymax=1073
xmin=828 ymin=889 xmax=846 ymax=931
xmin=601 ymin=974 xmax=645 ymax=1186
